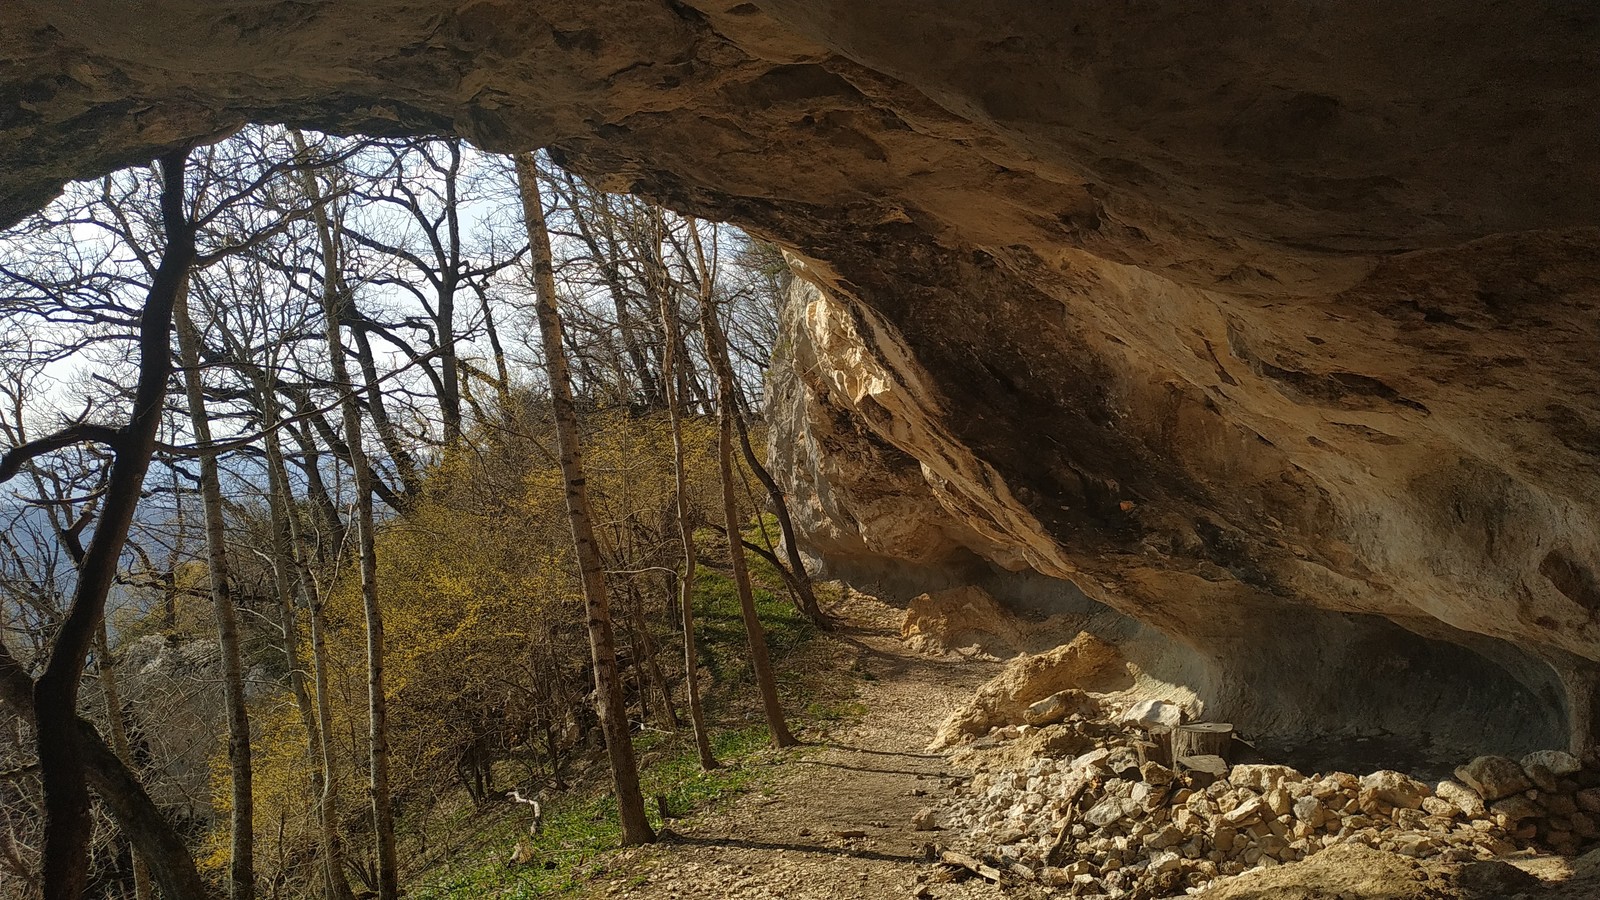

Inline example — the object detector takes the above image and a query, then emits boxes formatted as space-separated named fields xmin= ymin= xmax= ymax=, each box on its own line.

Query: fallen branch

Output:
xmin=940 ymin=849 xmax=1002 ymax=882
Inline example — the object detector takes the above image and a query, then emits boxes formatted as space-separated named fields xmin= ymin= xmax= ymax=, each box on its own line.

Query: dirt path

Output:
xmin=588 ymin=589 xmax=1010 ymax=900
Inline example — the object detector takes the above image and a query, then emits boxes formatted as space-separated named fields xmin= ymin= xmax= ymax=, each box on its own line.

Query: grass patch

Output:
xmin=693 ymin=567 xmax=814 ymax=685
xmin=410 ymin=530 xmax=834 ymax=898
xmin=410 ymin=727 xmax=779 ymax=898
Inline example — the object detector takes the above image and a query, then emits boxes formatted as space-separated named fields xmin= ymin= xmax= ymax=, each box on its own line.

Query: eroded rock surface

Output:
xmin=3 ymin=2 xmax=1599 ymax=754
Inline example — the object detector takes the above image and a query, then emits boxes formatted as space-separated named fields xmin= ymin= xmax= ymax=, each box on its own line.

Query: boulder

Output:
xmin=1073 ymin=747 xmax=1113 ymax=773
xmin=1022 ymin=689 xmax=1097 ymax=726
xmin=1144 ymin=824 xmax=1185 ymax=850
xmin=1578 ymin=787 xmax=1600 ymax=814
xmin=1085 ymin=796 xmax=1136 ymax=828
xmin=1230 ymin=764 xmax=1304 ymax=793
xmin=1358 ymin=770 xmax=1431 ymax=811
xmin=1455 ymin=756 xmax=1533 ymax=802
xmin=1434 ymin=780 xmax=1487 ymax=818
xmin=931 ymin=632 xmax=1125 ymax=747
xmin=902 ymin=586 xmax=1032 ymax=657
xmin=1525 ymin=762 xmax=1561 ymax=794
xmin=1521 ymin=749 xmax=1582 ymax=777
xmin=1121 ymin=699 xmax=1185 ymax=732
xmin=1421 ymin=796 xmax=1458 ymax=819
xmin=1222 ymin=796 xmax=1268 ymax=827
xmin=1292 ymin=795 xmax=1324 ymax=826
xmin=1178 ymin=755 xmax=1230 ymax=779
xmin=1489 ymin=794 xmax=1543 ymax=826
xmin=1140 ymin=762 xmax=1175 ymax=786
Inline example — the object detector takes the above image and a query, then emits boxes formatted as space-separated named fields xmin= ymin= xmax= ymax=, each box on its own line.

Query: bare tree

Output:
xmin=2 ymin=150 xmax=199 ymax=900
xmin=654 ymin=224 xmax=717 ymax=771
xmin=685 ymin=222 xmax=798 ymax=750
xmin=514 ymin=152 xmax=654 ymax=845
xmin=173 ymin=280 xmax=255 ymax=900
xmin=293 ymin=131 xmax=400 ymax=900
xmin=681 ymin=220 xmax=826 ymax=626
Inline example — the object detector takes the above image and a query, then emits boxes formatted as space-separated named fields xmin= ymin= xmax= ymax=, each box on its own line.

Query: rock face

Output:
xmin=3 ymin=3 xmax=1600 ymax=753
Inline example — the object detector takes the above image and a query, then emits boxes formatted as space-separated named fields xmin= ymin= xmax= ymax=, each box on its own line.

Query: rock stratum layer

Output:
xmin=4 ymin=2 xmax=1600 ymax=756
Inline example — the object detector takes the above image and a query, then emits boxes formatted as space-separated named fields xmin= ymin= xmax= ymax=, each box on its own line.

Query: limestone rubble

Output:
xmin=940 ymin=707 xmax=1600 ymax=899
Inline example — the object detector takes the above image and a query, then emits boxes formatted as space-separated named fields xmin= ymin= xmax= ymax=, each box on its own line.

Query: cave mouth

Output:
xmin=4 ymin=0 xmax=1597 ymax=783
xmin=1235 ymin=615 xmax=1571 ymax=779
xmin=933 ymin=565 xmax=1575 ymax=773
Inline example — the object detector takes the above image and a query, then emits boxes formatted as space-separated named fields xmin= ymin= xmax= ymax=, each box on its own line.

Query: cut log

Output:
xmin=1134 ymin=735 xmax=1170 ymax=767
xmin=1172 ymin=723 xmax=1234 ymax=761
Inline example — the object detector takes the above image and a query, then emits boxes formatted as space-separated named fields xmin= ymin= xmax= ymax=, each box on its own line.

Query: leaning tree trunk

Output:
xmin=294 ymin=131 xmax=400 ymax=900
xmin=28 ymin=150 xmax=195 ymax=900
xmin=684 ymin=221 xmax=826 ymax=627
xmin=2 ymin=641 xmax=213 ymax=900
xmin=729 ymin=398 xmax=825 ymax=625
xmin=688 ymin=235 xmax=798 ymax=749
xmin=175 ymin=282 xmax=255 ymax=900
xmin=514 ymin=152 xmax=655 ymax=845
xmin=259 ymin=376 xmax=354 ymax=900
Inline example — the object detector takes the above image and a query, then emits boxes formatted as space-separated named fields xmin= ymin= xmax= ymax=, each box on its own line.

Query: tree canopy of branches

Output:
xmin=0 ymin=130 xmax=819 ymax=900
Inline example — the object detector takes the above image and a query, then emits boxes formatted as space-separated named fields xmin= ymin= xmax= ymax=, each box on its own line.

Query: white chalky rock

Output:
xmin=1229 ymin=764 xmax=1304 ymax=793
xmin=1521 ymin=749 xmax=1581 ymax=777
xmin=1073 ymin=747 xmax=1112 ymax=772
xmin=1085 ymin=796 xmax=1134 ymax=828
xmin=1359 ymin=770 xmax=1431 ymax=810
xmin=1221 ymin=796 xmax=1267 ymax=827
xmin=1148 ymin=850 xmax=1183 ymax=875
xmin=1121 ymin=699 xmax=1184 ymax=731
xmin=1292 ymin=795 xmax=1323 ymax=825
xmin=1421 ymin=797 xmax=1458 ymax=819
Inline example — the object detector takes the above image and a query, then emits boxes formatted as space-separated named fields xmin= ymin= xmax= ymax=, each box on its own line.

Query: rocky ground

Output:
xmin=580 ymin=592 xmax=1600 ymax=900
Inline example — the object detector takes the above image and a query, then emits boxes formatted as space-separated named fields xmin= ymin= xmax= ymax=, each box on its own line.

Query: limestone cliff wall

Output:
xmin=3 ymin=1 xmax=1598 ymax=754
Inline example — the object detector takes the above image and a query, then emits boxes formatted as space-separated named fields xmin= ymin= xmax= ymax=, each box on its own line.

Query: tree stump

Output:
xmin=1172 ymin=723 xmax=1234 ymax=762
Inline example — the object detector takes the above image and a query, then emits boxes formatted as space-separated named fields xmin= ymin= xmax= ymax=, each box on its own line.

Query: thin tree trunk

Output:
xmin=256 ymin=378 xmax=356 ymax=900
xmin=285 ymin=403 xmax=344 ymax=555
xmin=294 ymin=131 xmax=400 ymax=900
xmin=301 ymin=550 xmax=355 ymax=900
xmin=685 ymin=225 xmax=826 ymax=627
xmin=476 ymin=285 xmax=513 ymax=412
xmin=31 ymin=150 xmax=196 ymax=900
xmin=627 ymin=586 xmax=678 ymax=730
xmin=684 ymin=220 xmax=797 ymax=748
xmin=94 ymin=625 xmax=152 ymax=900
xmin=514 ymin=153 xmax=654 ymax=845
xmin=175 ymin=282 xmax=255 ymax=900
xmin=654 ymin=227 xmax=717 ymax=771
xmin=554 ymin=170 xmax=663 ymax=408
xmin=345 ymin=318 xmax=424 ymax=505
xmin=436 ymin=143 xmax=464 ymax=442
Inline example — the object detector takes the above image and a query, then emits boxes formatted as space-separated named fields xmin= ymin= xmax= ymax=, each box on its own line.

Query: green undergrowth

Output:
xmin=408 ymin=532 xmax=856 ymax=899
xmin=412 ymin=727 xmax=777 ymax=899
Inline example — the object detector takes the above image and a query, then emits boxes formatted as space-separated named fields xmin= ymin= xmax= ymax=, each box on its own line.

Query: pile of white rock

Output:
xmin=937 ymin=695 xmax=1600 ymax=898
